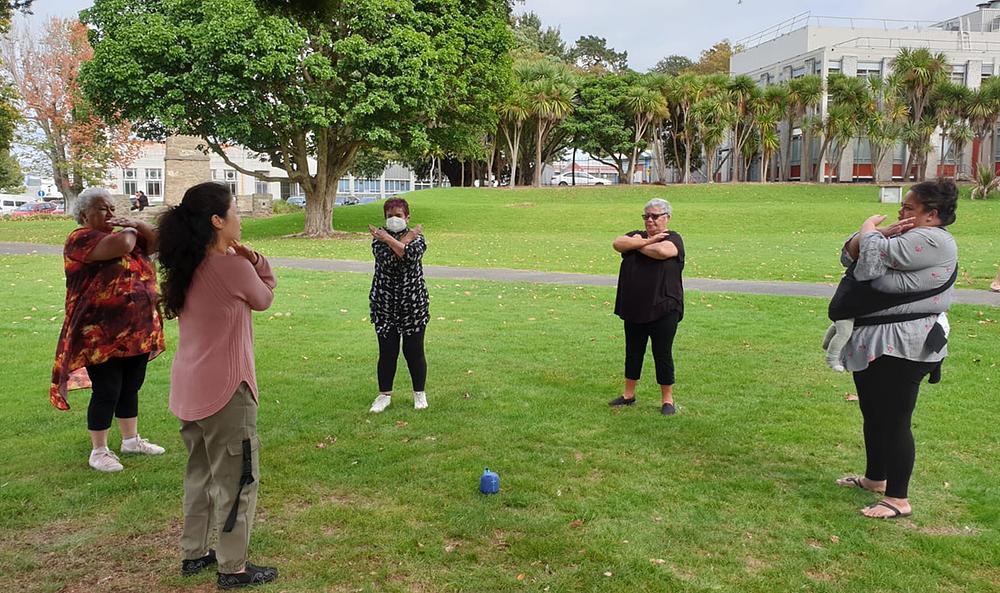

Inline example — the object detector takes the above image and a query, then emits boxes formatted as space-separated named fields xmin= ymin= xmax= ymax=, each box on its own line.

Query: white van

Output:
xmin=0 ymin=194 xmax=31 ymax=214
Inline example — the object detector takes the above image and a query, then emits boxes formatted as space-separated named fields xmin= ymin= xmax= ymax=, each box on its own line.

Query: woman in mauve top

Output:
xmin=156 ymin=182 xmax=279 ymax=588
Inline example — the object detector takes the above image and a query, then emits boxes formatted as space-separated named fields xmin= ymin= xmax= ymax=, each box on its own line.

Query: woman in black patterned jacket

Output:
xmin=367 ymin=198 xmax=430 ymax=413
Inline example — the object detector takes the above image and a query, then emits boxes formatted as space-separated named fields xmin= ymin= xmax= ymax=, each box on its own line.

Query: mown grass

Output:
xmin=1 ymin=254 xmax=998 ymax=592
xmin=2 ymin=184 xmax=998 ymax=287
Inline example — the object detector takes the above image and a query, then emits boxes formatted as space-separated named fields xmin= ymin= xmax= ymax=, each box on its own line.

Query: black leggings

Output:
xmin=85 ymin=353 xmax=149 ymax=431
xmin=377 ymin=329 xmax=426 ymax=392
xmin=852 ymin=355 xmax=936 ymax=499
xmin=624 ymin=311 xmax=680 ymax=385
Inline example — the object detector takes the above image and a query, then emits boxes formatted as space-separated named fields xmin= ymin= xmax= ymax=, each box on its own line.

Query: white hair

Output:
xmin=644 ymin=198 xmax=672 ymax=216
xmin=73 ymin=187 xmax=113 ymax=224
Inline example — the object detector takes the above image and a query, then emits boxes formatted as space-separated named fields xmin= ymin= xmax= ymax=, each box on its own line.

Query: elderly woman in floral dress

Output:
xmin=51 ymin=187 xmax=165 ymax=473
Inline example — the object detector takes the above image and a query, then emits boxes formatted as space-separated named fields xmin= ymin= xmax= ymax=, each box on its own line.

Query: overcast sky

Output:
xmin=37 ymin=0 xmax=963 ymax=70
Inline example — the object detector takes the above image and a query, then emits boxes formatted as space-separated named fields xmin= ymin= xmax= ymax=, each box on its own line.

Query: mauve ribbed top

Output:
xmin=169 ymin=251 xmax=276 ymax=421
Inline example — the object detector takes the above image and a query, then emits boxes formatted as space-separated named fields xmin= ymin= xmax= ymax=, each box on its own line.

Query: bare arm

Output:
xmin=846 ymin=215 xmax=915 ymax=261
xmin=109 ymin=217 xmax=158 ymax=254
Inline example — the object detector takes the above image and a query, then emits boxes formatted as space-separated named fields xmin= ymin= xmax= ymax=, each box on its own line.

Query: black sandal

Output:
xmin=863 ymin=500 xmax=912 ymax=519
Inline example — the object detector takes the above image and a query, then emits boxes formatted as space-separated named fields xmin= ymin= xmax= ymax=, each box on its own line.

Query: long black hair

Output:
xmin=910 ymin=179 xmax=958 ymax=226
xmin=157 ymin=182 xmax=233 ymax=318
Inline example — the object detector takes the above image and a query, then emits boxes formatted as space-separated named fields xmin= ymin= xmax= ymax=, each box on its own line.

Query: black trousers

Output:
xmin=852 ymin=355 xmax=937 ymax=499
xmin=85 ymin=353 xmax=149 ymax=431
xmin=377 ymin=328 xmax=426 ymax=392
xmin=623 ymin=311 xmax=680 ymax=385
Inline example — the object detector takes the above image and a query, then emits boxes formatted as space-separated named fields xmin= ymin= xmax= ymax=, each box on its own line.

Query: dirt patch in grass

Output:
xmin=3 ymin=518 xmax=195 ymax=593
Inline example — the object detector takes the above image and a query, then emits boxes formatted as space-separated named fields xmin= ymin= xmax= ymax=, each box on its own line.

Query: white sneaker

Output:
xmin=89 ymin=448 xmax=123 ymax=472
xmin=413 ymin=391 xmax=428 ymax=410
xmin=121 ymin=434 xmax=165 ymax=455
xmin=370 ymin=393 xmax=392 ymax=413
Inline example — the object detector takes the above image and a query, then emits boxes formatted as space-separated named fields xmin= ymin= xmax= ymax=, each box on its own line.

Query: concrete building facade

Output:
xmin=730 ymin=2 xmax=1000 ymax=182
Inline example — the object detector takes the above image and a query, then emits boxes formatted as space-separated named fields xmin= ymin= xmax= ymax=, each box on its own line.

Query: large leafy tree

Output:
xmin=562 ymin=71 xmax=635 ymax=182
xmin=650 ymin=55 xmax=693 ymax=76
xmin=80 ymin=0 xmax=512 ymax=236
xmin=510 ymin=11 xmax=567 ymax=60
xmin=688 ymin=40 xmax=733 ymax=75
xmin=0 ymin=1 xmax=33 ymax=188
xmin=567 ymin=35 xmax=627 ymax=73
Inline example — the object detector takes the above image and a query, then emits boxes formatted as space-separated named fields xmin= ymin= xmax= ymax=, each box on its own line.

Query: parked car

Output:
xmin=551 ymin=171 xmax=608 ymax=186
xmin=286 ymin=195 xmax=307 ymax=208
xmin=9 ymin=201 xmax=64 ymax=217
xmin=335 ymin=195 xmax=360 ymax=206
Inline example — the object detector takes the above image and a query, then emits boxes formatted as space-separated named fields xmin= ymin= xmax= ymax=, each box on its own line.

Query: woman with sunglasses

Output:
xmin=608 ymin=199 xmax=685 ymax=416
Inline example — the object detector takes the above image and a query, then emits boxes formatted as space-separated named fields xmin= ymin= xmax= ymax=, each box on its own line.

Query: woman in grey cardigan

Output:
xmin=834 ymin=180 xmax=958 ymax=519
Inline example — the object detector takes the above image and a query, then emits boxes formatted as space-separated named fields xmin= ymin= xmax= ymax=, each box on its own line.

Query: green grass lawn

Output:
xmin=2 ymin=184 xmax=998 ymax=287
xmin=2 ymin=254 xmax=998 ymax=592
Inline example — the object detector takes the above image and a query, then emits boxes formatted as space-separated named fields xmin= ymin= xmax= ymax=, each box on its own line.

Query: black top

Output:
xmin=369 ymin=230 xmax=429 ymax=337
xmin=614 ymin=230 xmax=685 ymax=323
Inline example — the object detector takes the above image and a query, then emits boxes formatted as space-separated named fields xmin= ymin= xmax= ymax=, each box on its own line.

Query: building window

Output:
xmin=983 ymin=63 xmax=994 ymax=82
xmin=827 ymin=60 xmax=841 ymax=75
xmin=791 ymin=66 xmax=806 ymax=79
xmin=123 ymin=168 xmax=136 ymax=180
xmin=146 ymin=180 xmax=162 ymax=196
xmin=338 ymin=178 xmax=351 ymax=193
xmin=414 ymin=178 xmax=432 ymax=191
xmin=354 ymin=178 xmax=380 ymax=194
xmin=254 ymin=171 xmax=269 ymax=196
xmin=856 ymin=61 xmax=881 ymax=79
xmin=949 ymin=64 xmax=966 ymax=85
xmin=385 ymin=179 xmax=411 ymax=194
xmin=224 ymin=169 xmax=238 ymax=195
xmin=123 ymin=180 xmax=137 ymax=196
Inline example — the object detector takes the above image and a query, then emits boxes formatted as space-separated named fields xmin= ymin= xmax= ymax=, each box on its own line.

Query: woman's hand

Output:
xmin=108 ymin=216 xmax=140 ymax=229
xmin=878 ymin=217 xmax=916 ymax=237
xmin=410 ymin=224 xmax=423 ymax=236
xmin=646 ymin=231 xmax=670 ymax=244
xmin=230 ymin=240 xmax=259 ymax=264
xmin=368 ymin=224 xmax=392 ymax=243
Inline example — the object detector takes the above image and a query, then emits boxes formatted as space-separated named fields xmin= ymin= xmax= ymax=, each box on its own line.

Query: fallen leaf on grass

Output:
xmin=603 ymin=571 xmax=613 ymax=577
xmin=830 ymin=535 xmax=840 ymax=543
xmin=395 ymin=421 xmax=408 ymax=428
xmin=650 ymin=558 xmax=666 ymax=565
xmin=569 ymin=519 xmax=584 ymax=529
xmin=844 ymin=392 xmax=859 ymax=402
xmin=516 ymin=573 xmax=525 ymax=581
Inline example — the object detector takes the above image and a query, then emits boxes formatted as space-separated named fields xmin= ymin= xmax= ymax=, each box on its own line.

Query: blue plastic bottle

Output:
xmin=479 ymin=468 xmax=500 ymax=494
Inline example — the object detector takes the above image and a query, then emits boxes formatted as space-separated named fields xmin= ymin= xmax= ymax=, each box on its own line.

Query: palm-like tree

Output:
xmin=692 ymin=92 xmax=734 ymax=183
xmin=966 ymin=77 xmax=1000 ymax=175
xmin=892 ymin=47 xmax=948 ymax=180
xmin=498 ymin=68 xmax=532 ymax=187
xmin=668 ymin=73 xmax=710 ymax=183
xmin=864 ymin=75 xmax=907 ymax=183
xmin=520 ymin=59 xmax=576 ymax=187
xmin=780 ymin=75 xmax=823 ymax=181
xmin=934 ymin=81 xmax=972 ymax=178
xmin=755 ymin=84 xmax=787 ymax=182
xmin=622 ymin=75 xmax=669 ymax=184
xmin=726 ymin=74 xmax=759 ymax=182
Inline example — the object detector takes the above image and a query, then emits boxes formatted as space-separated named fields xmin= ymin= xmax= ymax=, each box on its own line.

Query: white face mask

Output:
xmin=385 ymin=216 xmax=407 ymax=232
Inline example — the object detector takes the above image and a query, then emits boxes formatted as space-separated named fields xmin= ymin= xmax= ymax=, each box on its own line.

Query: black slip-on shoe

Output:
xmin=660 ymin=403 xmax=676 ymax=416
xmin=608 ymin=395 xmax=636 ymax=407
xmin=217 ymin=562 xmax=279 ymax=589
xmin=182 ymin=549 xmax=217 ymax=576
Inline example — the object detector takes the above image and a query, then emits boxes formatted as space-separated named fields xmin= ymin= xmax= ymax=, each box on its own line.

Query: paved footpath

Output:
xmin=4 ymin=241 xmax=999 ymax=307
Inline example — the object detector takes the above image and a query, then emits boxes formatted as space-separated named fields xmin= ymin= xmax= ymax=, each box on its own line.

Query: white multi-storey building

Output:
xmin=107 ymin=141 xmax=433 ymax=204
xmin=730 ymin=2 xmax=1000 ymax=182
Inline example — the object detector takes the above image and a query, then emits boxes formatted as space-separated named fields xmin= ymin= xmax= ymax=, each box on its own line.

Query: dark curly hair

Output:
xmin=157 ymin=182 xmax=233 ymax=319
xmin=909 ymin=179 xmax=958 ymax=226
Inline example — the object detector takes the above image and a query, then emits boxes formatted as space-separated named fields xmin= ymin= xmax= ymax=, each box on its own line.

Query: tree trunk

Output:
xmin=781 ymin=116 xmax=793 ymax=181
xmin=683 ymin=138 xmax=692 ymax=184
xmin=533 ymin=122 xmax=546 ymax=187
xmin=571 ymin=146 xmax=577 ymax=186
xmin=302 ymin=181 xmax=336 ymax=237
xmin=802 ymin=128 xmax=813 ymax=182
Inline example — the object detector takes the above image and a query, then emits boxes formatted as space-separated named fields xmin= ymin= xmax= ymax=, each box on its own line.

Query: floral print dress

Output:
xmin=369 ymin=230 xmax=429 ymax=338
xmin=49 ymin=228 xmax=165 ymax=410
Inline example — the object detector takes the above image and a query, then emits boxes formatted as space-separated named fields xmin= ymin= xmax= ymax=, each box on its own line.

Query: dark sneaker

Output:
xmin=217 ymin=562 xmax=279 ymax=589
xmin=182 ymin=549 xmax=217 ymax=576
xmin=661 ymin=403 xmax=676 ymax=416
xmin=608 ymin=395 xmax=636 ymax=407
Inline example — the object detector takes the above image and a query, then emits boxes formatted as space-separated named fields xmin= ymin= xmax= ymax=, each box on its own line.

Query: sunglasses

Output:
xmin=641 ymin=212 xmax=668 ymax=221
